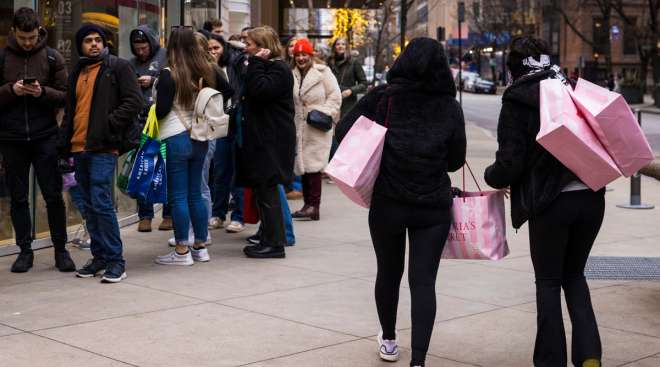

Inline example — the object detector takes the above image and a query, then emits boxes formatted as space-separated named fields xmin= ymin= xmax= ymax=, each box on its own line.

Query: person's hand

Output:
xmin=22 ymin=80 xmax=42 ymax=97
xmin=12 ymin=80 xmax=26 ymax=96
xmin=500 ymin=187 xmax=510 ymax=199
xmin=341 ymin=89 xmax=352 ymax=98
xmin=137 ymin=75 xmax=153 ymax=88
xmin=255 ymin=48 xmax=271 ymax=59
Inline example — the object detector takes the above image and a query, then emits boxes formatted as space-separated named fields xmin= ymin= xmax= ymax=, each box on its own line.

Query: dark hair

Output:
xmin=506 ymin=36 xmax=549 ymax=79
xmin=241 ymin=26 xmax=254 ymax=33
xmin=198 ymin=29 xmax=231 ymax=67
xmin=203 ymin=19 xmax=222 ymax=32
xmin=13 ymin=7 xmax=40 ymax=32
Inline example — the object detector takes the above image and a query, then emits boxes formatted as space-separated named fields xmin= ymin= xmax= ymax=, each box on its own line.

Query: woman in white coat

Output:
xmin=290 ymin=38 xmax=342 ymax=221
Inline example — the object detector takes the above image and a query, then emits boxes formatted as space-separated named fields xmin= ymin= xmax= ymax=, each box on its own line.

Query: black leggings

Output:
xmin=529 ymin=189 xmax=605 ymax=367
xmin=368 ymin=194 xmax=451 ymax=365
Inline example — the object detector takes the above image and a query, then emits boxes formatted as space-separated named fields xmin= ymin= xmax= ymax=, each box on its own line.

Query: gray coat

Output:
xmin=129 ymin=25 xmax=167 ymax=106
xmin=329 ymin=56 xmax=367 ymax=117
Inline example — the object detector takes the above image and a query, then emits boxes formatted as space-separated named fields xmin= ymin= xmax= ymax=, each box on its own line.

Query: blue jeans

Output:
xmin=165 ymin=132 xmax=208 ymax=244
xmin=68 ymin=184 xmax=86 ymax=219
xmin=74 ymin=152 xmax=124 ymax=265
xmin=279 ymin=185 xmax=296 ymax=246
xmin=212 ymin=136 xmax=243 ymax=223
xmin=202 ymin=139 xmax=216 ymax=220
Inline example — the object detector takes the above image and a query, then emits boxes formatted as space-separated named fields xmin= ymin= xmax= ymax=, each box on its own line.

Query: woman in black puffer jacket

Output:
xmin=485 ymin=37 xmax=603 ymax=367
xmin=336 ymin=38 xmax=466 ymax=367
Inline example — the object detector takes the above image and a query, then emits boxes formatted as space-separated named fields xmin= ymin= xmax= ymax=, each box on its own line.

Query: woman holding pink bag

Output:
xmin=484 ymin=36 xmax=603 ymax=367
xmin=336 ymin=38 xmax=466 ymax=367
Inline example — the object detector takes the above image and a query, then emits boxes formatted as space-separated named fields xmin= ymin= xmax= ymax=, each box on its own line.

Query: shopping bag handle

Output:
xmin=461 ymin=161 xmax=482 ymax=196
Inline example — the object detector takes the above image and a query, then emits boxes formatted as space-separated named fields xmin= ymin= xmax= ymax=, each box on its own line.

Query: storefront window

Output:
xmin=186 ymin=0 xmax=219 ymax=30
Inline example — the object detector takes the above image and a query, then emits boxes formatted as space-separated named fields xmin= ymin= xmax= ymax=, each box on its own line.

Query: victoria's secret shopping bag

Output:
xmin=537 ymin=79 xmax=621 ymax=190
xmin=325 ymin=115 xmax=387 ymax=208
xmin=570 ymin=78 xmax=653 ymax=177
xmin=443 ymin=164 xmax=509 ymax=260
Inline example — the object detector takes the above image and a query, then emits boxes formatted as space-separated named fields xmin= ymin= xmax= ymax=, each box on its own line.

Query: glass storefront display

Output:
xmin=0 ymin=0 xmax=219 ymax=252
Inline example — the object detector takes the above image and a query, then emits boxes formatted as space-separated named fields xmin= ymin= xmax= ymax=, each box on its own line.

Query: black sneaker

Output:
xmin=11 ymin=251 xmax=34 ymax=273
xmin=246 ymin=234 xmax=260 ymax=245
xmin=76 ymin=258 xmax=107 ymax=278
xmin=101 ymin=262 xmax=126 ymax=283
xmin=55 ymin=250 xmax=76 ymax=272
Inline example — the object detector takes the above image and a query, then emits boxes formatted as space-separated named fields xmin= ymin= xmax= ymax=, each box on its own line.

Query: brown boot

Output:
xmin=138 ymin=218 xmax=152 ymax=232
xmin=292 ymin=205 xmax=320 ymax=221
xmin=158 ymin=217 xmax=173 ymax=231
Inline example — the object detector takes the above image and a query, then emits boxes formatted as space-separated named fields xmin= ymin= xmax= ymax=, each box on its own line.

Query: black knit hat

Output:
xmin=75 ymin=24 xmax=106 ymax=56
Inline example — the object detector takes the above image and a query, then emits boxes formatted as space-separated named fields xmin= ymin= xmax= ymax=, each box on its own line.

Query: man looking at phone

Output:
xmin=128 ymin=25 xmax=170 ymax=232
xmin=0 ymin=7 xmax=75 ymax=273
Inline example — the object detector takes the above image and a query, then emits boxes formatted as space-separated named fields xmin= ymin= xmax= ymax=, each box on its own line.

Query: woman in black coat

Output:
xmin=484 ymin=37 xmax=603 ymax=367
xmin=237 ymin=26 xmax=296 ymax=259
xmin=336 ymin=38 xmax=466 ymax=367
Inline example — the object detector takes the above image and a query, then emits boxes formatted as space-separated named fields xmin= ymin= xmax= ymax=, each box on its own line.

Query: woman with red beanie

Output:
xmin=290 ymin=38 xmax=341 ymax=221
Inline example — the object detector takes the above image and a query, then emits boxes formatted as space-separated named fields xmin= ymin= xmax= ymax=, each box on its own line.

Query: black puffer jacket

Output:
xmin=484 ymin=70 xmax=581 ymax=229
xmin=336 ymin=38 xmax=466 ymax=209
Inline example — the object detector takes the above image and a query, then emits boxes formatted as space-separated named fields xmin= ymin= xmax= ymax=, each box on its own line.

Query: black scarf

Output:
xmin=78 ymin=47 xmax=109 ymax=66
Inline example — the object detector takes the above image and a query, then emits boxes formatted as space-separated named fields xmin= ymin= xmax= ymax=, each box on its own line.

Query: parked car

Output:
xmin=456 ymin=71 xmax=497 ymax=94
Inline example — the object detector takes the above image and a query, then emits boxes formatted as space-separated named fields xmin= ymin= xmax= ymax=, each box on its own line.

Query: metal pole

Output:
xmin=458 ymin=1 xmax=464 ymax=106
xmin=400 ymin=0 xmax=407 ymax=51
xmin=617 ymin=109 xmax=655 ymax=209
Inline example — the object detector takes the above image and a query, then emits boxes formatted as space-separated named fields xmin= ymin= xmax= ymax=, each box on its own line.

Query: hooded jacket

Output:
xmin=129 ymin=25 xmax=167 ymax=105
xmin=484 ymin=70 xmax=582 ymax=229
xmin=336 ymin=38 xmax=466 ymax=209
xmin=0 ymin=28 xmax=67 ymax=142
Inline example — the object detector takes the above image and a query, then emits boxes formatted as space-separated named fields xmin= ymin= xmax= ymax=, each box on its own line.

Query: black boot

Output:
xmin=243 ymin=245 xmax=285 ymax=259
xmin=55 ymin=249 xmax=76 ymax=272
xmin=11 ymin=251 xmax=34 ymax=273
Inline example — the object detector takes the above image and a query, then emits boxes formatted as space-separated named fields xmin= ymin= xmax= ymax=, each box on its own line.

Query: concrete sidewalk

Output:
xmin=0 ymin=123 xmax=659 ymax=367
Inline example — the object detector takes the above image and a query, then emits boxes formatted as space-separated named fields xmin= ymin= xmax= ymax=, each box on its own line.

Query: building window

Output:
xmin=592 ymin=17 xmax=609 ymax=56
xmin=623 ymin=17 xmax=637 ymax=55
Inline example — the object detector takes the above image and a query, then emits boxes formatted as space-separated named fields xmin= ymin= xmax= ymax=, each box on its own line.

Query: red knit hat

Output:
xmin=293 ymin=38 xmax=314 ymax=56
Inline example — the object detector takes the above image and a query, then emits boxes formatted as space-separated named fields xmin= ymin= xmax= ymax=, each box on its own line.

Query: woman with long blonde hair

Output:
xmin=154 ymin=28 xmax=233 ymax=266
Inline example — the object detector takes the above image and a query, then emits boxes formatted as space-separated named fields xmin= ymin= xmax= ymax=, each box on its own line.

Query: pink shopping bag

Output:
xmin=443 ymin=165 xmax=509 ymax=260
xmin=325 ymin=115 xmax=387 ymax=208
xmin=537 ymin=79 xmax=621 ymax=191
xmin=570 ymin=78 xmax=654 ymax=177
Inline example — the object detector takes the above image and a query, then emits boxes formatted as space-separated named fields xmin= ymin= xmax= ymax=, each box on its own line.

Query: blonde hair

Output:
xmin=247 ymin=26 xmax=284 ymax=59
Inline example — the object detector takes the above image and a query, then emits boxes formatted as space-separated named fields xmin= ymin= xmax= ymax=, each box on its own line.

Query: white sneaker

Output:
xmin=155 ymin=251 xmax=194 ymax=266
xmin=226 ymin=221 xmax=245 ymax=233
xmin=208 ymin=217 xmax=224 ymax=229
xmin=377 ymin=330 xmax=399 ymax=362
xmin=190 ymin=246 xmax=210 ymax=262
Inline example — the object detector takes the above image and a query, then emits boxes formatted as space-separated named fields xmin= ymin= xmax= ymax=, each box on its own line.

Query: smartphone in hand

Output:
xmin=23 ymin=77 xmax=37 ymax=85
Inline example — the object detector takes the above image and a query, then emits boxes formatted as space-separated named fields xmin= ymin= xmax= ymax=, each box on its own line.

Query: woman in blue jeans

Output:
xmin=154 ymin=29 xmax=233 ymax=266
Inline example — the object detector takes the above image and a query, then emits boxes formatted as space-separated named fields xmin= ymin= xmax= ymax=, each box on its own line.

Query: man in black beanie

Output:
xmin=59 ymin=24 xmax=143 ymax=283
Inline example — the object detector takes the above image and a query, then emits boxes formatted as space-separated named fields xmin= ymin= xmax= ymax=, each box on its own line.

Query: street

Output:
xmin=460 ymin=92 xmax=660 ymax=154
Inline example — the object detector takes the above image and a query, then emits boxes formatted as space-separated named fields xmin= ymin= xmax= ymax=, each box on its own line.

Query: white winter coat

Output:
xmin=292 ymin=63 xmax=342 ymax=175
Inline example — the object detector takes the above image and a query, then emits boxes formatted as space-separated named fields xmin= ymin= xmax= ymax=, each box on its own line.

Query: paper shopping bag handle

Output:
xmin=462 ymin=161 xmax=483 ymax=196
